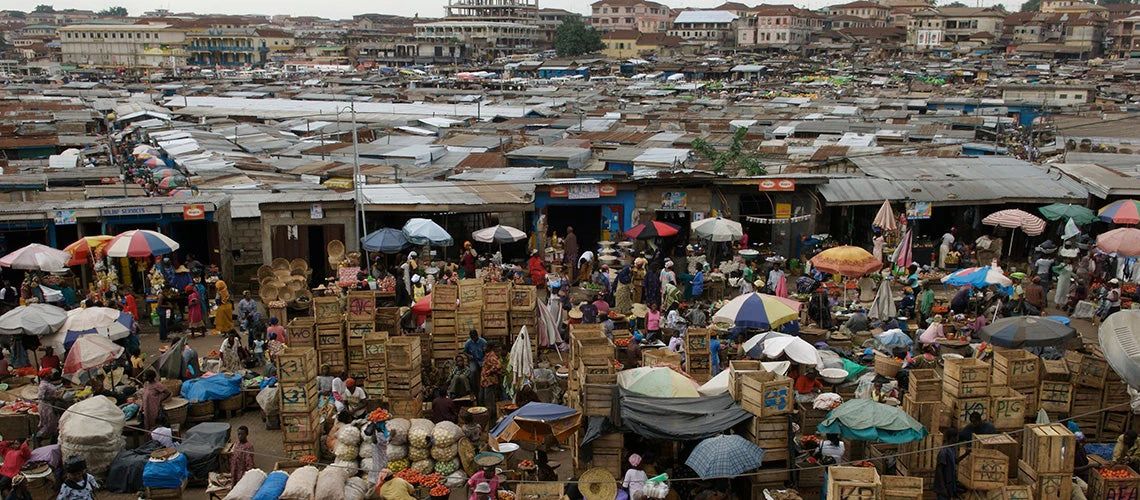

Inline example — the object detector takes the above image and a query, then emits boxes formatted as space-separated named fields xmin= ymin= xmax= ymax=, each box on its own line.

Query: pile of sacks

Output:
xmin=384 ymin=418 xmax=464 ymax=476
xmin=59 ymin=396 xmax=125 ymax=476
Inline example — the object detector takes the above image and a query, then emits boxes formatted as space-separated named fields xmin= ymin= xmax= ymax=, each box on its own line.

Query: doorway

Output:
xmin=546 ymin=205 xmax=602 ymax=257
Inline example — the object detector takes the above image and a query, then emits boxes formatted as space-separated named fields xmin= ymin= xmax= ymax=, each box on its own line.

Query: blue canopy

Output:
xmin=490 ymin=402 xmax=578 ymax=438
xmin=181 ymin=373 xmax=242 ymax=402
xmin=361 ymin=228 xmax=410 ymax=254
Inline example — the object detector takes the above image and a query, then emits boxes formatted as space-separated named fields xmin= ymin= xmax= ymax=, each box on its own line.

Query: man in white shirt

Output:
xmin=938 ymin=228 xmax=956 ymax=269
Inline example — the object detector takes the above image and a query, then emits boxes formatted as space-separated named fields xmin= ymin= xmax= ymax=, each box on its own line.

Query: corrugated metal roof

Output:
xmin=674 ymin=10 xmax=739 ymax=23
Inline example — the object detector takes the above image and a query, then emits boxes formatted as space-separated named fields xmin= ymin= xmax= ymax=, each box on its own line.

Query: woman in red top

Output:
xmin=527 ymin=250 xmax=547 ymax=287
xmin=794 ymin=371 xmax=824 ymax=403
xmin=0 ymin=439 xmax=30 ymax=492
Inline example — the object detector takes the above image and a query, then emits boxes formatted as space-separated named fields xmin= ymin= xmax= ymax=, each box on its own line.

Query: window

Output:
xmin=1075 ymin=94 xmax=1083 ymax=99
xmin=1058 ymin=94 xmax=1068 ymax=99
xmin=626 ymin=7 xmax=633 ymax=13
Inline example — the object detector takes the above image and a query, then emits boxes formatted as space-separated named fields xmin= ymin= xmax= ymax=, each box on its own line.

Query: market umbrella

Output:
xmin=472 ymin=225 xmax=527 ymax=244
xmin=873 ymin=200 xmax=898 ymax=231
xmin=489 ymin=402 xmax=581 ymax=446
xmin=105 ymin=230 xmax=180 ymax=258
xmin=508 ymin=326 xmax=534 ymax=389
xmin=1039 ymin=203 xmax=1096 ymax=225
xmin=982 ymin=209 xmax=1047 ymax=255
xmin=63 ymin=236 xmax=114 ymax=266
xmin=711 ymin=292 xmax=799 ymax=330
xmin=1099 ymin=311 xmax=1140 ymax=389
xmin=142 ymin=157 xmax=165 ymax=167
xmin=810 ymin=246 xmax=882 ymax=277
xmin=817 ymin=399 xmax=929 ymax=444
xmin=167 ymin=187 xmax=198 ymax=198
xmin=617 ymin=366 xmax=701 ymax=398
xmin=0 ymin=303 xmax=67 ymax=336
xmin=868 ymin=280 xmax=896 ymax=321
xmin=402 ymin=218 xmax=454 ymax=247
xmin=411 ymin=294 xmax=432 ymax=316
xmin=63 ymin=334 xmax=125 ymax=375
xmin=749 ymin=335 xmax=824 ymax=368
xmin=691 ymin=217 xmax=744 ymax=242
xmin=892 ymin=228 xmax=913 ymax=268
xmin=54 ymin=307 xmax=134 ymax=350
xmin=685 ymin=434 xmax=766 ymax=479
xmin=1099 ymin=199 xmax=1140 ymax=224
xmin=152 ymin=337 xmax=186 ymax=380
xmin=978 ymin=316 xmax=1077 ymax=349
xmin=361 ymin=228 xmax=410 ymax=254
xmin=625 ymin=221 xmax=680 ymax=240
xmin=1097 ymin=228 xmax=1140 ymax=257
xmin=741 ymin=331 xmax=791 ymax=355
xmin=158 ymin=176 xmax=188 ymax=189
xmin=0 ymin=243 xmax=71 ymax=272
xmin=132 ymin=144 xmax=158 ymax=156
xmin=941 ymin=265 xmax=1013 ymax=288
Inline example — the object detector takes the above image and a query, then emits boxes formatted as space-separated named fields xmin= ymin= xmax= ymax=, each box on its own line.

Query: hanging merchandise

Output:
xmin=745 ymin=214 xmax=812 ymax=225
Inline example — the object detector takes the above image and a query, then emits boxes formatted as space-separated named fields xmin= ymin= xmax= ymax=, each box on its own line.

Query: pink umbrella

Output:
xmin=63 ymin=334 xmax=124 ymax=375
xmin=774 ymin=273 xmax=788 ymax=298
xmin=892 ymin=229 xmax=913 ymax=269
xmin=142 ymin=157 xmax=164 ymax=167
xmin=1097 ymin=228 xmax=1140 ymax=257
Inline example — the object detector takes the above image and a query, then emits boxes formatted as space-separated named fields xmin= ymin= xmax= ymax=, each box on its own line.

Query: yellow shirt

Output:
xmin=379 ymin=478 xmax=416 ymax=500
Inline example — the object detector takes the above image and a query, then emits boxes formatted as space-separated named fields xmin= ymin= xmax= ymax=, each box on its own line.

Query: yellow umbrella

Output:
xmin=810 ymin=245 xmax=882 ymax=277
xmin=63 ymin=236 xmax=114 ymax=266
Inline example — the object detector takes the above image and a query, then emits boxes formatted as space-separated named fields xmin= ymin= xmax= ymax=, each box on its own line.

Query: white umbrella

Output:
xmin=758 ymin=336 xmax=823 ymax=368
xmin=0 ymin=243 xmax=71 ymax=271
xmin=508 ymin=326 xmax=535 ymax=389
xmin=472 ymin=225 xmax=527 ymax=244
xmin=691 ymin=217 xmax=744 ymax=242
xmin=741 ymin=331 xmax=791 ymax=354
xmin=402 ymin=218 xmax=454 ymax=247
xmin=45 ymin=307 xmax=133 ymax=351
xmin=0 ymin=303 xmax=67 ymax=336
xmin=868 ymin=280 xmax=897 ymax=321
xmin=698 ymin=361 xmax=792 ymax=396
xmin=873 ymin=200 xmax=898 ymax=231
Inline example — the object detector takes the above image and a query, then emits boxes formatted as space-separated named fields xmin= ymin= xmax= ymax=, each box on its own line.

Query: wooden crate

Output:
xmin=739 ymin=373 xmax=793 ymax=418
xmin=268 ymin=306 xmax=287 ymax=326
xmin=902 ymin=391 xmax=942 ymax=431
xmin=642 ymin=348 xmax=682 ymax=368
xmin=991 ymin=349 xmax=1039 ymax=388
xmin=988 ymin=386 xmax=1026 ymax=430
xmin=281 ymin=408 xmax=320 ymax=443
xmin=346 ymin=291 xmax=375 ymax=320
xmin=317 ymin=332 xmax=344 ymax=349
xmin=509 ymin=286 xmax=535 ymax=311
xmin=386 ymin=336 xmax=422 ymax=370
xmin=282 ymin=439 xmax=319 ymax=460
xmin=318 ymin=348 xmax=346 ymax=374
xmin=347 ymin=363 xmax=368 ymax=381
xmin=514 ymin=483 xmax=565 ymax=500
xmin=286 ymin=318 xmax=316 ymax=348
xmin=276 ymin=348 xmax=319 ymax=383
xmin=942 ymin=393 xmax=989 ymax=429
xmin=976 ymin=434 xmax=1020 ymax=480
xmin=312 ymin=296 xmax=342 ymax=324
xmin=826 ymin=466 xmax=880 ymax=500
xmin=736 ymin=415 xmax=790 ymax=463
xmin=1106 ymin=379 xmax=1132 ymax=408
xmin=458 ymin=279 xmax=483 ymax=310
xmin=431 ymin=284 xmax=458 ymax=311
xmin=907 ymin=369 xmax=941 ymax=402
xmin=508 ymin=309 xmax=536 ymax=328
xmin=375 ymin=307 xmax=400 ymax=334
xmin=751 ymin=462 xmax=793 ymax=495
xmin=1022 ymin=424 xmax=1075 ymax=474
xmin=388 ymin=396 xmax=422 ymax=419
xmin=1037 ymin=381 xmax=1072 ymax=413
xmin=796 ymin=461 xmax=826 ymax=491
xmin=943 ymin=357 xmax=991 ymax=398
xmin=1076 ymin=353 xmax=1109 ymax=389
xmin=685 ymin=328 xmax=711 ymax=380
xmin=1105 ymin=412 xmax=1131 ymax=434
xmin=483 ymin=283 xmax=511 ymax=311
xmin=582 ymin=383 xmax=616 ymax=417
xmin=881 ymin=475 xmax=923 ymax=500
xmin=729 ymin=360 xmax=768 ymax=400
xmin=575 ymin=337 xmax=615 ymax=362
xmin=1041 ymin=358 xmax=1070 ymax=381
xmin=797 ymin=401 xmax=830 ymax=433
xmin=386 ymin=372 xmax=422 ymax=397
xmin=899 ymin=433 xmax=943 ymax=473
xmin=963 ymin=485 xmax=1033 ymax=500
xmin=279 ymin=380 xmax=319 ymax=413
xmin=1018 ymin=460 xmax=1072 ymax=500
xmin=346 ymin=320 xmax=373 ymax=343
xmin=1089 ymin=465 xmax=1140 ymax=500
xmin=347 ymin=345 xmax=365 ymax=365
xmin=958 ymin=448 xmax=1009 ymax=490
xmin=482 ymin=310 xmax=509 ymax=330
xmin=456 ymin=312 xmax=481 ymax=338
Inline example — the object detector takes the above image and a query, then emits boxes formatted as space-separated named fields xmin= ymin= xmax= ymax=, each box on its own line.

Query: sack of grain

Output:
xmin=279 ymin=465 xmax=319 ymax=500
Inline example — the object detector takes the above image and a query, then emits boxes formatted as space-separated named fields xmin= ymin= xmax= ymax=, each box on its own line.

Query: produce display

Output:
xmin=1096 ymin=467 xmax=1135 ymax=479
xmin=431 ymin=485 xmax=451 ymax=497
xmin=368 ymin=408 xmax=390 ymax=422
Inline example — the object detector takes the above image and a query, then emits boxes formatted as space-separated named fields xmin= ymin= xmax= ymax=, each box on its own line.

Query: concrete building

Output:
xmin=740 ymin=4 xmax=823 ymax=47
xmin=415 ymin=0 xmax=540 ymax=60
xmin=829 ymin=1 xmax=890 ymax=27
xmin=906 ymin=7 xmax=1003 ymax=49
xmin=590 ymin=0 xmax=674 ymax=33
xmin=183 ymin=19 xmax=295 ymax=67
xmin=601 ymin=29 xmax=683 ymax=57
xmin=1110 ymin=14 xmax=1140 ymax=58
xmin=537 ymin=8 xmax=582 ymax=48
xmin=1001 ymin=84 xmax=1095 ymax=107
xmin=59 ymin=23 xmax=186 ymax=69
xmin=668 ymin=10 xmax=739 ymax=49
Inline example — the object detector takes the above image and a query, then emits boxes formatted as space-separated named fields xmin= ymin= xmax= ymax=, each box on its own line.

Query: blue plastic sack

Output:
xmin=252 ymin=471 xmax=289 ymax=500
xmin=141 ymin=452 xmax=189 ymax=489
xmin=181 ymin=373 xmax=242 ymax=402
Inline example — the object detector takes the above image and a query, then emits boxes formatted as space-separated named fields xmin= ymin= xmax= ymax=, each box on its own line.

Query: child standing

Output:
xmin=230 ymin=426 xmax=255 ymax=484
xmin=646 ymin=304 xmax=661 ymax=341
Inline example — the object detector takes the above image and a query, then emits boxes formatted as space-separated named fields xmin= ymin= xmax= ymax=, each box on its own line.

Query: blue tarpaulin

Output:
xmin=181 ymin=373 xmax=242 ymax=402
xmin=490 ymin=402 xmax=578 ymax=438
xmin=252 ymin=471 xmax=289 ymax=500
xmin=142 ymin=452 xmax=189 ymax=489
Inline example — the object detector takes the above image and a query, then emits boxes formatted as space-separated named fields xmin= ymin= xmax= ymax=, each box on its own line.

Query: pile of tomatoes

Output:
xmin=1098 ymin=467 xmax=1136 ymax=479
xmin=395 ymin=469 xmax=444 ymax=486
xmin=518 ymin=460 xmax=535 ymax=469
xmin=368 ymin=408 xmax=391 ymax=422
xmin=299 ymin=455 xmax=317 ymax=464
xmin=430 ymin=485 xmax=451 ymax=497
xmin=615 ymin=338 xmax=632 ymax=347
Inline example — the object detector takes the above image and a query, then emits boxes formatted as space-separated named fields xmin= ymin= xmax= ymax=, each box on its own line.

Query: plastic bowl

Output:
xmin=819 ymin=368 xmax=848 ymax=385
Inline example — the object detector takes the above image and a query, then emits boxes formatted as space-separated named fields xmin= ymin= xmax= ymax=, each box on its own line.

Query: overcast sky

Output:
xmin=20 ymin=0 xmax=1017 ymax=22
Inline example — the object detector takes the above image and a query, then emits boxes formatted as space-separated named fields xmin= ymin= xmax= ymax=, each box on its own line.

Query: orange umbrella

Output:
xmin=63 ymin=236 xmax=113 ymax=266
xmin=810 ymin=245 xmax=882 ymax=277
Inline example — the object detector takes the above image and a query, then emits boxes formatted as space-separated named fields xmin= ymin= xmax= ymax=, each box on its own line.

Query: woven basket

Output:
xmin=874 ymin=352 xmax=902 ymax=378
xmin=163 ymin=397 xmax=189 ymax=427
xmin=219 ymin=394 xmax=243 ymax=411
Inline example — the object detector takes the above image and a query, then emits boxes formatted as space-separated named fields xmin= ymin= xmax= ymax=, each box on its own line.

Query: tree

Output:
xmin=554 ymin=16 xmax=604 ymax=57
xmin=942 ymin=1 xmax=968 ymax=6
xmin=32 ymin=4 xmax=53 ymax=12
xmin=690 ymin=127 xmax=767 ymax=176
xmin=99 ymin=6 xmax=128 ymax=16
xmin=1020 ymin=0 xmax=1042 ymax=11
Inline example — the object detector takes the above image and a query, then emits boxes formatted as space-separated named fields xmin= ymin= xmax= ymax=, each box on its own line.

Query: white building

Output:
xmin=59 ymin=23 xmax=186 ymax=69
xmin=668 ymin=10 xmax=740 ymax=48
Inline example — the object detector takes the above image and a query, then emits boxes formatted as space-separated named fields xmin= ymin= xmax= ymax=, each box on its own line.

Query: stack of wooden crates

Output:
xmin=992 ymin=349 xmax=1038 ymax=428
xmin=345 ymin=291 xmax=375 ymax=382
xmin=566 ymin=324 xmax=616 ymax=418
xmin=509 ymin=286 xmax=537 ymax=339
xmin=431 ymin=284 xmax=459 ymax=363
xmin=685 ymin=328 xmax=711 ymax=384
xmin=942 ymin=358 xmax=991 ymax=429
xmin=312 ymin=296 xmax=345 ymax=375
xmin=277 ymin=347 xmax=320 ymax=459
xmin=726 ymin=360 xmax=794 ymax=493
xmin=386 ymin=336 xmax=423 ymax=416
xmin=898 ymin=368 xmax=943 ymax=490
xmin=457 ymin=279 xmax=483 ymax=360
xmin=482 ymin=283 xmax=511 ymax=347
xmin=1017 ymin=423 xmax=1076 ymax=499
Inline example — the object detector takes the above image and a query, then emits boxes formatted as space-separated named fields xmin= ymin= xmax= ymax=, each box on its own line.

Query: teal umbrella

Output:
xmin=1039 ymin=203 xmax=1096 ymax=225
xmin=817 ymin=399 xmax=928 ymax=444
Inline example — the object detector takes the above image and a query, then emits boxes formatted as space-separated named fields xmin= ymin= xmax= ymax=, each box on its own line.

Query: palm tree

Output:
xmin=690 ymin=127 xmax=767 ymax=175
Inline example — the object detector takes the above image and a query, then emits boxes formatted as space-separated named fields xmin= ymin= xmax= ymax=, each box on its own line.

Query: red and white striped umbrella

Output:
xmin=982 ymin=209 xmax=1047 ymax=237
xmin=63 ymin=334 xmax=124 ymax=375
xmin=105 ymin=230 xmax=180 ymax=258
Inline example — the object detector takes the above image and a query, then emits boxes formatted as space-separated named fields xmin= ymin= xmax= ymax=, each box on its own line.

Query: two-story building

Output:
xmin=741 ymin=4 xmax=823 ymax=47
xmin=907 ymin=7 xmax=1004 ymax=49
xmin=668 ymin=10 xmax=739 ymax=49
xmin=590 ymin=0 xmax=673 ymax=33
xmin=59 ymin=22 xmax=186 ymax=69
xmin=1112 ymin=14 xmax=1140 ymax=58
xmin=183 ymin=19 xmax=295 ymax=67
xmin=829 ymin=1 xmax=890 ymax=27
xmin=602 ymin=29 xmax=683 ymax=57
xmin=1001 ymin=84 xmax=1095 ymax=107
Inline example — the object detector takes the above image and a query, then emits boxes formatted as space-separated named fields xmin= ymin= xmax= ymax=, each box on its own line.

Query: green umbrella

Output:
xmin=1039 ymin=203 xmax=1096 ymax=225
xmin=817 ymin=399 xmax=928 ymax=444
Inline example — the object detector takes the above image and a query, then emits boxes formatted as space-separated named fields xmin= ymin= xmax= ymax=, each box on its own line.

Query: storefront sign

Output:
xmin=567 ymin=184 xmax=600 ymax=200
xmin=661 ymin=191 xmax=687 ymax=208
xmin=310 ymin=203 xmax=324 ymax=220
xmin=100 ymin=206 xmax=162 ymax=217
xmin=775 ymin=203 xmax=792 ymax=219
xmin=52 ymin=210 xmax=77 ymax=225
xmin=758 ymin=179 xmax=796 ymax=191
xmin=906 ymin=201 xmax=932 ymax=220
xmin=182 ymin=205 xmax=205 ymax=220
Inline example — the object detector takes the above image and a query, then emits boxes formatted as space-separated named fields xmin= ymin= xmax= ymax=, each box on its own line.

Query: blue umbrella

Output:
xmin=63 ymin=311 xmax=134 ymax=349
xmin=684 ymin=434 xmax=766 ymax=478
xmin=941 ymin=265 xmax=1013 ymax=289
xmin=818 ymin=399 xmax=928 ymax=444
xmin=490 ymin=402 xmax=581 ymax=445
xmin=361 ymin=228 xmax=410 ymax=254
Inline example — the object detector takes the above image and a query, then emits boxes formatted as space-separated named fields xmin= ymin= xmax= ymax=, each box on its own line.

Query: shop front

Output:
xmin=535 ymin=182 xmax=635 ymax=260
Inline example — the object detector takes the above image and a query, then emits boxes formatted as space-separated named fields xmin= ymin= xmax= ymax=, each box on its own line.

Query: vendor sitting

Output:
xmin=795 ymin=370 xmax=824 ymax=403
xmin=870 ymin=375 xmax=898 ymax=405
xmin=845 ymin=307 xmax=870 ymax=332
xmin=918 ymin=314 xmax=946 ymax=346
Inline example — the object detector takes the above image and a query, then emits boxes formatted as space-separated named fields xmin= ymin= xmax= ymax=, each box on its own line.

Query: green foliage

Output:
xmin=942 ymin=1 xmax=968 ymax=6
xmin=690 ymin=127 xmax=767 ymax=176
xmin=554 ymin=16 xmax=604 ymax=57
xmin=33 ymin=4 xmax=53 ymax=12
xmin=99 ymin=6 xmax=128 ymax=16
xmin=1020 ymin=0 xmax=1041 ymax=12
